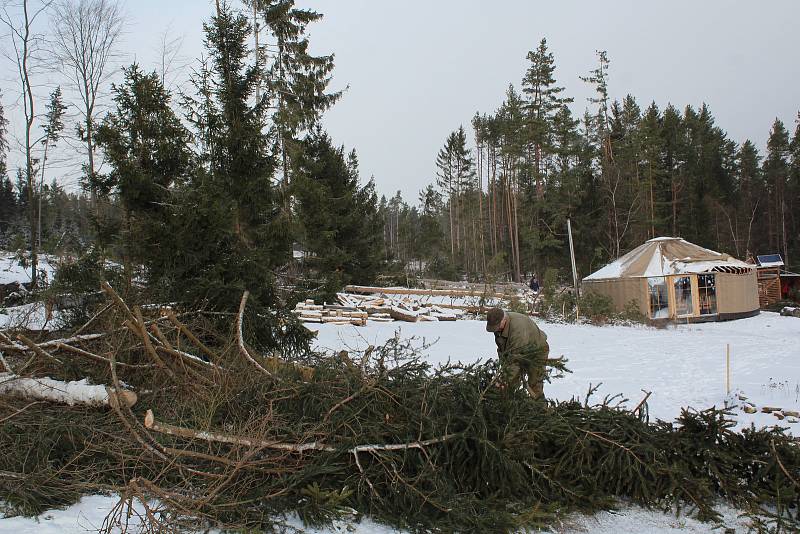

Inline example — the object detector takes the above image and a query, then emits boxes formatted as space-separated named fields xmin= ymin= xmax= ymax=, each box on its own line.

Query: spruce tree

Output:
xmin=639 ymin=102 xmax=665 ymax=238
xmin=292 ymin=131 xmax=383 ymax=298
xmin=248 ymin=0 xmax=342 ymax=194
xmin=762 ymin=119 xmax=791 ymax=261
xmin=176 ymin=2 xmax=287 ymax=307
xmin=0 ymin=177 xmax=15 ymax=237
xmin=95 ymin=64 xmax=191 ymax=284
xmin=37 ymin=87 xmax=67 ymax=250
xmin=417 ymin=185 xmax=446 ymax=269
xmin=435 ymin=126 xmax=475 ymax=268
xmin=789 ymin=114 xmax=800 ymax=266
xmin=735 ymin=140 xmax=762 ymax=257
xmin=522 ymin=38 xmax=571 ymax=198
xmin=163 ymin=3 xmax=310 ymax=354
xmin=660 ymin=104 xmax=685 ymax=237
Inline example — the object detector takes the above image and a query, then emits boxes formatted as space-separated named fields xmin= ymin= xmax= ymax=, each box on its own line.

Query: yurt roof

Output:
xmin=583 ymin=237 xmax=753 ymax=281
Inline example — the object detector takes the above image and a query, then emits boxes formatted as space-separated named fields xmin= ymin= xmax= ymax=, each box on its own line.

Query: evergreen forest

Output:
xmin=0 ymin=4 xmax=797 ymax=294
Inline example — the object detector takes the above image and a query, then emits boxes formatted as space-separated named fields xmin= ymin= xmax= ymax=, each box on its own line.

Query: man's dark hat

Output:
xmin=486 ymin=307 xmax=505 ymax=332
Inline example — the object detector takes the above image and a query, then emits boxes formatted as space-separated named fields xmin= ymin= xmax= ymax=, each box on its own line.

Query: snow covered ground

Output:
xmin=0 ymin=301 xmax=59 ymax=330
xmin=312 ymin=312 xmax=800 ymax=431
xmin=0 ymin=494 xmax=767 ymax=533
xmin=0 ymin=252 xmax=57 ymax=286
xmin=2 ymin=312 xmax=797 ymax=533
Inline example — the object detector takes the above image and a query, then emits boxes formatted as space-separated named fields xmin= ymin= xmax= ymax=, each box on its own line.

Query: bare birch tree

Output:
xmin=154 ymin=23 xmax=187 ymax=91
xmin=50 ymin=0 xmax=124 ymax=211
xmin=0 ymin=0 xmax=55 ymax=288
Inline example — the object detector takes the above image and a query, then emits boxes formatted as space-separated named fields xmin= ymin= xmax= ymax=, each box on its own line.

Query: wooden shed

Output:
xmin=582 ymin=237 xmax=759 ymax=321
xmin=753 ymin=254 xmax=784 ymax=307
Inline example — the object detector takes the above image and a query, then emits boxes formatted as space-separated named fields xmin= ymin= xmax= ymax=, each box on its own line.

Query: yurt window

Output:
xmin=648 ymin=278 xmax=669 ymax=319
xmin=673 ymin=276 xmax=694 ymax=317
xmin=698 ymin=274 xmax=717 ymax=315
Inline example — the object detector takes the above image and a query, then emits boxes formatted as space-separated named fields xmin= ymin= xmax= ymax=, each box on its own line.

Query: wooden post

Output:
xmin=567 ymin=218 xmax=579 ymax=299
xmin=726 ymin=343 xmax=731 ymax=395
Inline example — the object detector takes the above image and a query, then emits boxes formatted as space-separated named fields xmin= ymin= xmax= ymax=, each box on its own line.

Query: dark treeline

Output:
xmin=381 ymin=41 xmax=800 ymax=282
xmin=0 ymin=175 xmax=93 ymax=254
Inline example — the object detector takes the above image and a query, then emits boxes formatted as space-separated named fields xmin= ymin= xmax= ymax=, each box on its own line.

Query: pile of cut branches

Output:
xmin=0 ymin=284 xmax=798 ymax=533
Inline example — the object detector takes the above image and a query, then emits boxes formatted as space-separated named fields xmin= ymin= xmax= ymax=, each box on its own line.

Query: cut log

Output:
xmin=365 ymin=306 xmax=393 ymax=315
xmin=293 ymin=310 xmax=322 ymax=317
xmin=298 ymin=304 xmax=324 ymax=311
xmin=0 ymin=373 xmax=136 ymax=408
xmin=389 ymin=307 xmax=419 ymax=323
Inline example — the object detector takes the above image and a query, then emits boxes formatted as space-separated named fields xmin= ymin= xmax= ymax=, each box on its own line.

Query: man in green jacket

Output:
xmin=486 ymin=307 xmax=549 ymax=399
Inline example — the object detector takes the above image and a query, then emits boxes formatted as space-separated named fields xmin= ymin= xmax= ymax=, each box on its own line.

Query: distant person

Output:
xmin=485 ymin=307 xmax=549 ymax=399
xmin=529 ymin=275 xmax=540 ymax=293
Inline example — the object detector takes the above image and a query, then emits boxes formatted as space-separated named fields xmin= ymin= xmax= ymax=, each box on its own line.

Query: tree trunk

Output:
xmin=648 ymin=161 xmax=655 ymax=239
xmin=21 ymin=0 xmax=38 ymax=288
xmin=512 ymin=171 xmax=522 ymax=282
xmin=477 ymin=147 xmax=486 ymax=275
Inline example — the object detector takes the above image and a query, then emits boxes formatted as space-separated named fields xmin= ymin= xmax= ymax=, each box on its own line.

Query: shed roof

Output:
xmin=584 ymin=237 xmax=753 ymax=281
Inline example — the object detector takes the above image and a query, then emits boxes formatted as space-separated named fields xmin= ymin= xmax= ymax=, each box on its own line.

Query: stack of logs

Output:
xmin=292 ymin=299 xmax=368 ymax=326
xmin=293 ymin=293 xmax=464 ymax=326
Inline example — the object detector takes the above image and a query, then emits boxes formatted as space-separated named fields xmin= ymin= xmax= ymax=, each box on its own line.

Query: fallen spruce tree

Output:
xmin=0 ymin=285 xmax=798 ymax=533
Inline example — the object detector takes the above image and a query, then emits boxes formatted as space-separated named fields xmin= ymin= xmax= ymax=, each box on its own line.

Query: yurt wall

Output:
xmin=716 ymin=272 xmax=759 ymax=316
xmin=583 ymin=278 xmax=647 ymax=315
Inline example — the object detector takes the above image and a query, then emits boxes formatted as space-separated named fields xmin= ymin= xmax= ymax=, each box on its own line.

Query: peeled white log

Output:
xmin=0 ymin=373 xmax=137 ymax=408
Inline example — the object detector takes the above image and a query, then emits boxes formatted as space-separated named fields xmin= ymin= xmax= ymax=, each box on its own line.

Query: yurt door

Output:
xmin=669 ymin=275 xmax=699 ymax=318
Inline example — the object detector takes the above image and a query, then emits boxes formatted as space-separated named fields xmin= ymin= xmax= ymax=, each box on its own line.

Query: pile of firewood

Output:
xmin=292 ymin=299 xmax=368 ymax=325
xmin=292 ymin=294 xmax=462 ymax=326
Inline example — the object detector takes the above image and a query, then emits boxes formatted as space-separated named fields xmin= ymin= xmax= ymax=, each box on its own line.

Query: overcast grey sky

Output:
xmin=3 ymin=1 xmax=799 ymax=200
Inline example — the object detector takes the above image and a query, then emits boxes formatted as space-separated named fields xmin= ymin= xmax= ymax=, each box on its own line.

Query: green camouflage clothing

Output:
xmin=494 ymin=312 xmax=549 ymax=399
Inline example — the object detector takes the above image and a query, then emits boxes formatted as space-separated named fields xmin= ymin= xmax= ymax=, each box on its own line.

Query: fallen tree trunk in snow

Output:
xmin=0 ymin=373 xmax=137 ymax=409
